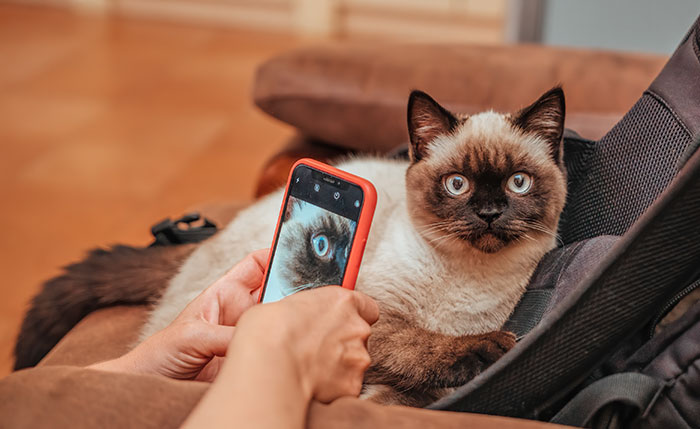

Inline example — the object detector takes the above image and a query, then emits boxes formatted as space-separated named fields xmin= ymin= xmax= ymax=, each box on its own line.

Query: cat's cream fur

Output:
xmin=141 ymin=112 xmax=557 ymax=341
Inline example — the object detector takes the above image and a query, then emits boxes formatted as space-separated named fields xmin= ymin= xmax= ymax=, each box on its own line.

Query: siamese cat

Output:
xmin=15 ymin=87 xmax=567 ymax=406
xmin=140 ymin=87 xmax=567 ymax=406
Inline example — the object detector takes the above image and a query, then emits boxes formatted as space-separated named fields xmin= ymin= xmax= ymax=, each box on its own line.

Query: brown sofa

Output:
xmin=0 ymin=42 xmax=666 ymax=428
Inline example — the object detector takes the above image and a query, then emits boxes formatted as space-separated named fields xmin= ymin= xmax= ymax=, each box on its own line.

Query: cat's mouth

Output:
xmin=461 ymin=226 xmax=516 ymax=254
xmin=471 ymin=233 xmax=507 ymax=253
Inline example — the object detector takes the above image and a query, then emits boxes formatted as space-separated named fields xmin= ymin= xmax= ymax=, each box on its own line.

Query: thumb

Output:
xmin=352 ymin=292 xmax=379 ymax=325
xmin=224 ymin=248 xmax=270 ymax=290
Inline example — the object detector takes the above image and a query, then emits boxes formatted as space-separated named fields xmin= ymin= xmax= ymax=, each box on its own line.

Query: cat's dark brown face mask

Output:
xmin=405 ymin=88 xmax=568 ymax=254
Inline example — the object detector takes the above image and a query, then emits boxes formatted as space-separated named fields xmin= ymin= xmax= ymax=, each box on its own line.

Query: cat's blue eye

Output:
xmin=506 ymin=172 xmax=533 ymax=194
xmin=311 ymin=234 xmax=331 ymax=258
xmin=443 ymin=173 xmax=469 ymax=196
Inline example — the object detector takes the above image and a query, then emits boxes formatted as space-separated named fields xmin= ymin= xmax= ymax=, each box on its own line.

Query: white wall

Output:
xmin=541 ymin=0 xmax=699 ymax=54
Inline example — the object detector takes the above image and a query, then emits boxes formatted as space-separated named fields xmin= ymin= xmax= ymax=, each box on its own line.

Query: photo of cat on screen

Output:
xmin=263 ymin=196 xmax=358 ymax=303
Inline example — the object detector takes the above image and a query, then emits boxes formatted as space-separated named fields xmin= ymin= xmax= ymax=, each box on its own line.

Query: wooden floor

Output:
xmin=0 ymin=4 xmax=301 ymax=376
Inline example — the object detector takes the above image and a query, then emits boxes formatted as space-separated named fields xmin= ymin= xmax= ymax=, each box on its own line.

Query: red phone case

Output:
xmin=257 ymin=158 xmax=377 ymax=303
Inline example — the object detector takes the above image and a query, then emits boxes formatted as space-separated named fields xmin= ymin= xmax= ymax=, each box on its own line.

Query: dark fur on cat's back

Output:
xmin=14 ymin=244 xmax=195 ymax=369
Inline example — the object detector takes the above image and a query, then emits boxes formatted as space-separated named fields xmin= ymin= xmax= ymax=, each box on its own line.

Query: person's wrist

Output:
xmin=233 ymin=306 xmax=314 ymax=401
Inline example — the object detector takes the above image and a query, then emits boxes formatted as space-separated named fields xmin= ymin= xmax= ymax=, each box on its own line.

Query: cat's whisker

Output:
xmin=530 ymin=225 xmax=563 ymax=243
xmin=518 ymin=233 xmax=536 ymax=243
xmin=426 ymin=230 xmax=466 ymax=249
xmin=419 ymin=220 xmax=477 ymax=244
xmin=424 ymin=227 xmax=463 ymax=241
xmin=284 ymin=282 xmax=317 ymax=295
xmin=526 ymin=224 xmax=564 ymax=247
xmin=417 ymin=219 xmax=463 ymax=232
xmin=417 ymin=224 xmax=451 ymax=234
xmin=525 ymin=220 xmax=562 ymax=238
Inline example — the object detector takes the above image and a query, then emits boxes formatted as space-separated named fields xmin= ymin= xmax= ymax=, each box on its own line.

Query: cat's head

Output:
xmin=278 ymin=199 xmax=353 ymax=294
xmin=405 ymin=87 xmax=567 ymax=255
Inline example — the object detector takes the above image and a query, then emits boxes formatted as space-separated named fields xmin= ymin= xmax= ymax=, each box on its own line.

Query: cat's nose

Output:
xmin=476 ymin=207 xmax=503 ymax=224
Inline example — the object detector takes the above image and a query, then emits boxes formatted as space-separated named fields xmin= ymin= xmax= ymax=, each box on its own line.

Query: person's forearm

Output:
xmin=87 ymin=337 xmax=164 ymax=376
xmin=182 ymin=328 xmax=311 ymax=429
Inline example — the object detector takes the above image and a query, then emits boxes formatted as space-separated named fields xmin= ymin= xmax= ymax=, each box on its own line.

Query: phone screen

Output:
xmin=260 ymin=164 xmax=365 ymax=303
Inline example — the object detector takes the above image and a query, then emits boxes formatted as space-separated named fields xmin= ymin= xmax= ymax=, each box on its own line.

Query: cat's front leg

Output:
xmin=364 ymin=310 xmax=515 ymax=395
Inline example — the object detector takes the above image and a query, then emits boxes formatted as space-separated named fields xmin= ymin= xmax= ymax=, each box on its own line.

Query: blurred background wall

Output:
xmin=541 ymin=0 xmax=698 ymax=54
xmin=12 ymin=0 xmax=699 ymax=53
xmin=18 ymin=0 xmax=510 ymax=43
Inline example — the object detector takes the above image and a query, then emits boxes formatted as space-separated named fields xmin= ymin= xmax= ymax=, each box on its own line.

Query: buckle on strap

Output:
xmin=150 ymin=212 xmax=218 ymax=246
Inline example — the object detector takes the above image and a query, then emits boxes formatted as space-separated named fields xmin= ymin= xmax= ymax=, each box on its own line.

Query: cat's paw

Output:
xmin=444 ymin=330 xmax=516 ymax=387
xmin=471 ymin=330 xmax=516 ymax=364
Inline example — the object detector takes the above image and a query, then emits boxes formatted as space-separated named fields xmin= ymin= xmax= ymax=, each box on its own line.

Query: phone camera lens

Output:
xmin=314 ymin=184 xmax=320 ymax=192
xmin=333 ymin=191 xmax=340 ymax=200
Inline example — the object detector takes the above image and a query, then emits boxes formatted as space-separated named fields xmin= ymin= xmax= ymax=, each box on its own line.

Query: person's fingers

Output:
xmin=199 ymin=323 xmax=236 ymax=357
xmin=224 ymin=248 xmax=270 ymax=290
xmin=344 ymin=340 xmax=372 ymax=372
xmin=249 ymin=248 xmax=270 ymax=271
xmin=351 ymin=291 xmax=379 ymax=325
xmin=195 ymin=356 xmax=225 ymax=382
xmin=246 ymin=248 xmax=270 ymax=296
xmin=198 ymin=249 xmax=269 ymax=325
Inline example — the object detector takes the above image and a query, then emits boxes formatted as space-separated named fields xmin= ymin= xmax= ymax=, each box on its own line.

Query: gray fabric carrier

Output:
xmin=428 ymin=14 xmax=700 ymax=429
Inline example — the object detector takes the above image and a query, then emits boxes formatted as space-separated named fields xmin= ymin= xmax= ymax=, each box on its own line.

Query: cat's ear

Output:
xmin=284 ymin=198 xmax=297 ymax=221
xmin=512 ymin=86 xmax=565 ymax=163
xmin=407 ymin=90 xmax=459 ymax=162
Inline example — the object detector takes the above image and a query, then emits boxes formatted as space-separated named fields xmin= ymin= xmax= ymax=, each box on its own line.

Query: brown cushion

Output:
xmin=0 ymin=363 xmax=572 ymax=429
xmin=3 ymin=305 xmax=578 ymax=428
xmin=39 ymin=306 xmax=148 ymax=368
xmin=253 ymin=42 xmax=666 ymax=151
xmin=0 ymin=365 xmax=206 ymax=429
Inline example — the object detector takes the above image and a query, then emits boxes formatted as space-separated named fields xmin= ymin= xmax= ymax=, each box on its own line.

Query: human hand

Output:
xmin=231 ymin=286 xmax=380 ymax=403
xmin=91 ymin=248 xmax=269 ymax=381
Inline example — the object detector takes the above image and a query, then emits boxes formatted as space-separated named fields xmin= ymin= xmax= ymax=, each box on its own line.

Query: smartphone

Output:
xmin=257 ymin=158 xmax=377 ymax=304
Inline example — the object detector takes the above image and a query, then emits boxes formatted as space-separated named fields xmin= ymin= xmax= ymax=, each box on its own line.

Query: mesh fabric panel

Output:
xmin=560 ymin=93 xmax=693 ymax=243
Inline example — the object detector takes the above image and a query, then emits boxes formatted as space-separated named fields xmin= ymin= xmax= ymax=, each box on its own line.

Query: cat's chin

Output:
xmin=427 ymin=231 xmax=511 ymax=255
xmin=468 ymin=233 xmax=508 ymax=254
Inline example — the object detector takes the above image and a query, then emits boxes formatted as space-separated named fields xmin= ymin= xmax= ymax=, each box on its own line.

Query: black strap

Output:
xmin=503 ymin=289 xmax=554 ymax=339
xmin=550 ymin=373 xmax=666 ymax=427
xmin=150 ymin=213 xmax=218 ymax=246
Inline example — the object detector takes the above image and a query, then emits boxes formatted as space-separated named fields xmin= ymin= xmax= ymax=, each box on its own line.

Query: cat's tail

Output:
xmin=13 ymin=244 xmax=195 ymax=370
